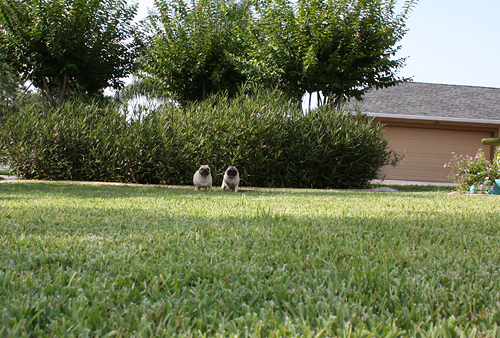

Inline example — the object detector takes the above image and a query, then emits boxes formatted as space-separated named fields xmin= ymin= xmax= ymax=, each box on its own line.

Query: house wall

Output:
xmin=374 ymin=117 xmax=500 ymax=182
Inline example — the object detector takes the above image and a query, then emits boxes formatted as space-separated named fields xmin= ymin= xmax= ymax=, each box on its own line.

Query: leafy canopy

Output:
xmin=243 ymin=0 xmax=417 ymax=106
xmin=0 ymin=0 xmax=142 ymax=106
xmin=0 ymin=62 xmax=23 ymax=111
xmin=140 ymin=0 xmax=417 ymax=106
xmin=140 ymin=0 xmax=250 ymax=104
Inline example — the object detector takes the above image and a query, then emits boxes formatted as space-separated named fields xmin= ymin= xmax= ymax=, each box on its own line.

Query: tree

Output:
xmin=232 ymin=0 xmax=305 ymax=101
xmin=299 ymin=0 xmax=417 ymax=107
xmin=0 ymin=0 xmax=142 ymax=107
xmin=0 ymin=62 xmax=23 ymax=112
xmin=239 ymin=0 xmax=417 ymax=107
xmin=139 ymin=0 xmax=416 ymax=106
xmin=139 ymin=0 xmax=251 ymax=104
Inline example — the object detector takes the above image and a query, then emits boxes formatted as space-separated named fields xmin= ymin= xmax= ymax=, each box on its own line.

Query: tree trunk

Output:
xmin=58 ymin=72 xmax=68 ymax=105
xmin=333 ymin=83 xmax=345 ymax=108
xmin=42 ymin=77 xmax=55 ymax=107
xmin=333 ymin=95 xmax=342 ymax=108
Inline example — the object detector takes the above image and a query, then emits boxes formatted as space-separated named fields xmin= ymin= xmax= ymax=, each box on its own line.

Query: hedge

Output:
xmin=0 ymin=89 xmax=395 ymax=188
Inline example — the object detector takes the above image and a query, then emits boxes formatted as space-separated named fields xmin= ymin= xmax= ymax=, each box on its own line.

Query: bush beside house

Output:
xmin=0 ymin=90 xmax=395 ymax=189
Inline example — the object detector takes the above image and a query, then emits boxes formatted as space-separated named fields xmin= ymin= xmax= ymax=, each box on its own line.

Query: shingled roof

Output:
xmin=345 ymin=82 xmax=500 ymax=123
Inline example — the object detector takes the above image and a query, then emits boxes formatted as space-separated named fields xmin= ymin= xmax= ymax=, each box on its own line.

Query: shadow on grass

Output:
xmin=0 ymin=181 xmax=492 ymax=239
xmin=0 ymin=180 xmax=456 ymax=202
xmin=1 ymin=184 xmax=498 ymax=239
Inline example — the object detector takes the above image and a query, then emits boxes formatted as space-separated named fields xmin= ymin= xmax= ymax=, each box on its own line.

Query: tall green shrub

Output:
xmin=0 ymin=101 xmax=126 ymax=181
xmin=0 ymin=89 xmax=395 ymax=188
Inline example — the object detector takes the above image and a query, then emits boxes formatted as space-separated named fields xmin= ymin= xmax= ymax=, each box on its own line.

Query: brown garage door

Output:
xmin=380 ymin=127 xmax=491 ymax=182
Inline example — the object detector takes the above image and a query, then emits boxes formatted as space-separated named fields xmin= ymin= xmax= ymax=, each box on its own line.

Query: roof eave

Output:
xmin=361 ymin=112 xmax=500 ymax=125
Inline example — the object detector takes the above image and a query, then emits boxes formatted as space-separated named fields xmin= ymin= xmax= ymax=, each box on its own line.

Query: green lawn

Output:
xmin=0 ymin=181 xmax=499 ymax=337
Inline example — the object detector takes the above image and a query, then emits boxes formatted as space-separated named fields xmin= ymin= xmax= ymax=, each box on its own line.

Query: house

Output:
xmin=345 ymin=82 xmax=500 ymax=182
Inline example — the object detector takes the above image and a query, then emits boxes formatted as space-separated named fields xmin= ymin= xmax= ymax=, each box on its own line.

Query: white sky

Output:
xmin=129 ymin=0 xmax=500 ymax=89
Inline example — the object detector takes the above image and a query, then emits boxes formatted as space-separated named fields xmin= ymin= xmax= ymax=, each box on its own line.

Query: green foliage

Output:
xmin=0 ymin=62 xmax=23 ymax=112
xmin=0 ymin=0 xmax=141 ymax=106
xmin=298 ymin=0 xmax=414 ymax=106
xmin=140 ymin=0 xmax=416 ymax=106
xmin=233 ymin=0 xmax=417 ymax=105
xmin=238 ymin=0 xmax=304 ymax=100
xmin=0 ymin=88 xmax=393 ymax=188
xmin=445 ymin=148 xmax=500 ymax=192
xmin=141 ymin=0 xmax=250 ymax=104
xmin=1 ymin=182 xmax=500 ymax=336
xmin=0 ymin=100 xmax=144 ymax=182
xmin=174 ymin=89 xmax=392 ymax=188
xmin=0 ymin=63 xmax=43 ymax=116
